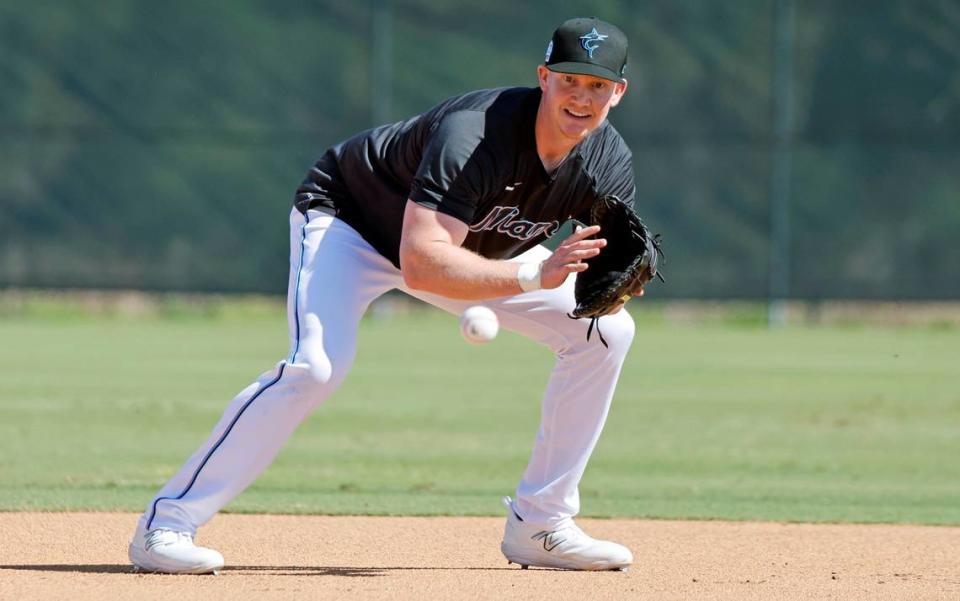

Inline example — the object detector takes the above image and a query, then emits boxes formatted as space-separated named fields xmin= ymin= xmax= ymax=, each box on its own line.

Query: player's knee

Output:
xmin=290 ymin=353 xmax=351 ymax=399
xmin=304 ymin=361 xmax=333 ymax=387
xmin=595 ymin=309 xmax=635 ymax=356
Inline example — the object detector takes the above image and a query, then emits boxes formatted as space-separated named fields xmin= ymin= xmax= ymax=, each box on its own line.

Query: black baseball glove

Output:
xmin=570 ymin=195 xmax=664 ymax=345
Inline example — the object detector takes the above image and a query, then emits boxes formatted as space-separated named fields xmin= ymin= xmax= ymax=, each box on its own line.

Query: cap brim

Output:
xmin=546 ymin=62 xmax=625 ymax=84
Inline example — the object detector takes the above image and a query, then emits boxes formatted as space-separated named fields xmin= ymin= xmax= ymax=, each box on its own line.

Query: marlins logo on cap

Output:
xmin=579 ymin=28 xmax=608 ymax=58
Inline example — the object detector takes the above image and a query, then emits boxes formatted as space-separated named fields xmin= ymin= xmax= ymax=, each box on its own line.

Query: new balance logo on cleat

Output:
xmin=500 ymin=496 xmax=633 ymax=571
xmin=532 ymin=531 xmax=566 ymax=552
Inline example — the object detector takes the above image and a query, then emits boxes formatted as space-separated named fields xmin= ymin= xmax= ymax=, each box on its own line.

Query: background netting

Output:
xmin=2 ymin=0 xmax=957 ymax=298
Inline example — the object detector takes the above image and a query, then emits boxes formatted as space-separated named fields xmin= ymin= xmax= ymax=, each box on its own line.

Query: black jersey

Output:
xmin=295 ymin=87 xmax=635 ymax=268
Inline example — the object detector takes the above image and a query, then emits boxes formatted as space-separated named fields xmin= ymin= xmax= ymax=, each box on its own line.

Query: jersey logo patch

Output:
xmin=469 ymin=206 xmax=559 ymax=241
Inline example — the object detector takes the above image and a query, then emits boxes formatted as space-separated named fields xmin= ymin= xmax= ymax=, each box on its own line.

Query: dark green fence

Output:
xmin=2 ymin=0 xmax=957 ymax=299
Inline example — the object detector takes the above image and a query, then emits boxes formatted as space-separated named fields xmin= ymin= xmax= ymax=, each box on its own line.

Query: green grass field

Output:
xmin=1 ymin=299 xmax=958 ymax=524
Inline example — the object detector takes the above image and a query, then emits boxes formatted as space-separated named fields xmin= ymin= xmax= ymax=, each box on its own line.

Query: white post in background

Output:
xmin=371 ymin=0 xmax=393 ymax=125
xmin=769 ymin=0 xmax=796 ymax=328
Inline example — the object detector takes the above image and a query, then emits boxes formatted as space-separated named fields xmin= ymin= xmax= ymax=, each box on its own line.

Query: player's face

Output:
xmin=537 ymin=66 xmax=628 ymax=143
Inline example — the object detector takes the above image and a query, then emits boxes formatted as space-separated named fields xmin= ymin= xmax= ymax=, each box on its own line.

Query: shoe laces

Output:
xmin=145 ymin=528 xmax=194 ymax=551
xmin=565 ymin=522 xmax=590 ymax=541
xmin=504 ymin=496 xmax=591 ymax=544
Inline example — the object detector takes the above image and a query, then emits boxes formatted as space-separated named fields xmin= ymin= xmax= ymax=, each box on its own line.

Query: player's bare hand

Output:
xmin=539 ymin=225 xmax=605 ymax=289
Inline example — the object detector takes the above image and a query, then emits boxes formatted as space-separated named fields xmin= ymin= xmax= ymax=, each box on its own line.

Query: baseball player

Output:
xmin=130 ymin=16 xmax=644 ymax=573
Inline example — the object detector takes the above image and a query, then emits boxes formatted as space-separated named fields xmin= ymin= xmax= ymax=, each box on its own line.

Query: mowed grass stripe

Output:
xmin=0 ymin=309 xmax=957 ymax=523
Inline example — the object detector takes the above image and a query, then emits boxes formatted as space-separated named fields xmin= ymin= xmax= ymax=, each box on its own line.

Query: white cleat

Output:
xmin=128 ymin=521 xmax=224 ymax=575
xmin=500 ymin=497 xmax=632 ymax=571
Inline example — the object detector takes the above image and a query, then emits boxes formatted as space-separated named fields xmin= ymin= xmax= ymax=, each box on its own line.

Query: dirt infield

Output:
xmin=1 ymin=513 xmax=957 ymax=600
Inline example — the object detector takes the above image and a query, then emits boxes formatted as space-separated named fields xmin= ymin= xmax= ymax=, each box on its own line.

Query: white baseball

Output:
xmin=459 ymin=305 xmax=499 ymax=344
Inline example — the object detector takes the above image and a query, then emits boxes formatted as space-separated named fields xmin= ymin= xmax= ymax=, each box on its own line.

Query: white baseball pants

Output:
xmin=142 ymin=208 xmax=634 ymax=533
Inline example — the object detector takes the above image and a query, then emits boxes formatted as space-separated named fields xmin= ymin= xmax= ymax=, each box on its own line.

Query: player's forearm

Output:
xmin=401 ymin=241 xmax=525 ymax=300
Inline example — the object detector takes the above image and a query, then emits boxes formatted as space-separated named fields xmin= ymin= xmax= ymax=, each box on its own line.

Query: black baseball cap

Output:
xmin=544 ymin=17 xmax=628 ymax=84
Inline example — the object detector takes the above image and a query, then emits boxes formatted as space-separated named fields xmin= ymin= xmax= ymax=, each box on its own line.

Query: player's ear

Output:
xmin=609 ymin=78 xmax=628 ymax=107
xmin=537 ymin=65 xmax=550 ymax=91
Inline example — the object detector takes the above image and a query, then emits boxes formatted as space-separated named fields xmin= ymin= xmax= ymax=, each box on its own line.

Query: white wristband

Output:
xmin=517 ymin=261 xmax=543 ymax=292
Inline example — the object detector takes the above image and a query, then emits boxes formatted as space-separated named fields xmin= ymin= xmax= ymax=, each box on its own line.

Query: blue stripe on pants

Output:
xmin=146 ymin=362 xmax=287 ymax=529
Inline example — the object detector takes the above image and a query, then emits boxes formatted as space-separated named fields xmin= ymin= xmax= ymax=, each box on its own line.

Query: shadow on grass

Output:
xmin=0 ymin=564 xmax=520 ymax=576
